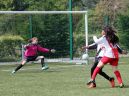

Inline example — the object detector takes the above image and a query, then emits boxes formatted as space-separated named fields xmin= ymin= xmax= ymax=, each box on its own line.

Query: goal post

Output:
xmin=0 ymin=11 xmax=88 ymax=63
xmin=0 ymin=11 xmax=87 ymax=14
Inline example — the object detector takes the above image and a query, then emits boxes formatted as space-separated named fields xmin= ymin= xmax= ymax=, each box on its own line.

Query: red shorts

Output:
xmin=100 ymin=56 xmax=119 ymax=66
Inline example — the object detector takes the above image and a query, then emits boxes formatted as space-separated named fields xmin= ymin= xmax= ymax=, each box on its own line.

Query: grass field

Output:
xmin=0 ymin=57 xmax=129 ymax=96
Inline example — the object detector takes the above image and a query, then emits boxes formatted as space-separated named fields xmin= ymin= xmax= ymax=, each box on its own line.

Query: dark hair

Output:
xmin=103 ymin=26 xmax=119 ymax=45
xmin=28 ymin=39 xmax=32 ymax=43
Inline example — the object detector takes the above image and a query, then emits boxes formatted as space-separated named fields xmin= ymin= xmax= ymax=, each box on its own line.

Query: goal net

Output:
xmin=0 ymin=11 xmax=88 ymax=63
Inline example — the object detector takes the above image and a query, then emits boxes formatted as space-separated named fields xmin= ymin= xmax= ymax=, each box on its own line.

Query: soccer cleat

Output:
xmin=42 ymin=66 xmax=49 ymax=70
xmin=12 ymin=70 xmax=16 ymax=74
xmin=109 ymin=77 xmax=115 ymax=88
xmin=87 ymin=81 xmax=92 ymax=85
xmin=87 ymin=80 xmax=95 ymax=85
xmin=119 ymin=83 xmax=124 ymax=88
xmin=88 ymin=82 xmax=96 ymax=88
xmin=87 ymin=81 xmax=96 ymax=88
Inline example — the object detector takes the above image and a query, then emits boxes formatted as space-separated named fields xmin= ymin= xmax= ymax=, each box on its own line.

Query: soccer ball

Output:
xmin=82 ymin=54 xmax=89 ymax=60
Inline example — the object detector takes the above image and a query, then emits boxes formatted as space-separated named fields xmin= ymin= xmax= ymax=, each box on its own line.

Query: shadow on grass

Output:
xmin=18 ymin=68 xmax=63 ymax=74
xmin=42 ymin=69 xmax=63 ymax=72
xmin=115 ymin=85 xmax=129 ymax=88
xmin=86 ymin=85 xmax=129 ymax=90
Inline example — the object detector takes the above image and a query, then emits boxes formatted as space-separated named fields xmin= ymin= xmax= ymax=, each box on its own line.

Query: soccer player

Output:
xmin=82 ymin=38 xmax=127 ymax=88
xmin=12 ymin=37 xmax=55 ymax=73
xmin=87 ymin=26 xmax=125 ymax=88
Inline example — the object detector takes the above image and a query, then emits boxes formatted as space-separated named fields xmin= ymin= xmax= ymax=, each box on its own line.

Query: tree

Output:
xmin=0 ymin=0 xmax=70 ymax=57
xmin=95 ymin=0 xmax=129 ymax=26
xmin=11 ymin=0 xmax=29 ymax=11
xmin=117 ymin=13 xmax=129 ymax=49
xmin=94 ymin=0 xmax=129 ymax=49
xmin=0 ymin=0 xmax=13 ymax=10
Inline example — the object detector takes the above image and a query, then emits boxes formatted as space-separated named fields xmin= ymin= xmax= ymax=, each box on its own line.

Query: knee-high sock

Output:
xmin=91 ymin=62 xmax=98 ymax=82
xmin=15 ymin=64 xmax=23 ymax=72
xmin=114 ymin=70 xmax=123 ymax=84
xmin=41 ymin=58 xmax=45 ymax=67
xmin=91 ymin=67 xmax=101 ymax=80
xmin=91 ymin=62 xmax=98 ymax=77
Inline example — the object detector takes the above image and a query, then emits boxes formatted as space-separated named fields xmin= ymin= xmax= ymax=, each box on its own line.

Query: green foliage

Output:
xmin=94 ymin=0 xmax=129 ymax=26
xmin=22 ymin=0 xmax=68 ymax=11
xmin=0 ymin=0 xmax=13 ymax=10
xmin=0 ymin=35 xmax=24 ymax=61
xmin=117 ymin=15 xmax=129 ymax=49
xmin=73 ymin=10 xmax=102 ymax=56
xmin=11 ymin=0 xmax=29 ymax=11
xmin=0 ymin=0 xmax=69 ymax=58
xmin=31 ymin=14 xmax=69 ymax=57
xmin=0 ymin=0 xmax=129 ymax=58
xmin=0 ymin=14 xmax=30 ymax=38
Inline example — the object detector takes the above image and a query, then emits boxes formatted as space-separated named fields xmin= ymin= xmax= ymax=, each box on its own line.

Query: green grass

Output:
xmin=0 ymin=57 xmax=129 ymax=96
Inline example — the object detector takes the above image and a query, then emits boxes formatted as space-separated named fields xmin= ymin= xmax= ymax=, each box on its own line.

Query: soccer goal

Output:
xmin=0 ymin=11 xmax=88 ymax=64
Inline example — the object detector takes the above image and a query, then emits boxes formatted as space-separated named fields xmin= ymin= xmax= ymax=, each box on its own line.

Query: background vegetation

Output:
xmin=0 ymin=0 xmax=129 ymax=60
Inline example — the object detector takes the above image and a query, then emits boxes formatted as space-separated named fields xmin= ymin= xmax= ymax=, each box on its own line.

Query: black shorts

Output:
xmin=25 ymin=56 xmax=38 ymax=62
xmin=95 ymin=57 xmax=102 ymax=63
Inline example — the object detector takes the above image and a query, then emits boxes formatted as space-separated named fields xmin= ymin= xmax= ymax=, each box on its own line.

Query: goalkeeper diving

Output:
xmin=12 ymin=37 xmax=55 ymax=73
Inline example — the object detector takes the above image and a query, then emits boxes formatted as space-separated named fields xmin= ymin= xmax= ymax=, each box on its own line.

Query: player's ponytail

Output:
xmin=28 ymin=39 xmax=32 ymax=43
xmin=103 ymin=26 xmax=119 ymax=45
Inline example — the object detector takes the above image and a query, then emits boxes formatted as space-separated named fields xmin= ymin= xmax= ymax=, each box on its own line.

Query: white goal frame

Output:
xmin=0 ymin=11 xmax=88 ymax=64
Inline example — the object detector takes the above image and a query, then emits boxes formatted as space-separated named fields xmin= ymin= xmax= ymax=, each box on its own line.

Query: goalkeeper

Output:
xmin=12 ymin=37 xmax=55 ymax=73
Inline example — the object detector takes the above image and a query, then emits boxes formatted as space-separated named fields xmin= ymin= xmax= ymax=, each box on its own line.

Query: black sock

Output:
xmin=15 ymin=64 xmax=23 ymax=72
xmin=99 ymin=70 xmax=110 ymax=81
xmin=41 ymin=58 xmax=45 ymax=67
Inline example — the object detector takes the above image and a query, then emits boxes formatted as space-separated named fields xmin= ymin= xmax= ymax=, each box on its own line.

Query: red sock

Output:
xmin=91 ymin=67 xmax=100 ymax=80
xmin=114 ymin=70 xmax=123 ymax=84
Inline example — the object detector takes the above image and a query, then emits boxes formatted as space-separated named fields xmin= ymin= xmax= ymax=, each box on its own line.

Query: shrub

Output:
xmin=0 ymin=35 xmax=24 ymax=62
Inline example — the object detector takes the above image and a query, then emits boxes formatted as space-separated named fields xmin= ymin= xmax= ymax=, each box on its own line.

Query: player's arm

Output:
xmin=82 ymin=36 xmax=104 ymax=50
xmin=82 ymin=44 xmax=97 ymax=50
xmin=88 ymin=43 xmax=97 ymax=49
xmin=116 ymin=44 xmax=127 ymax=54
xmin=93 ymin=36 xmax=104 ymax=44
xmin=24 ymin=43 xmax=31 ymax=49
xmin=37 ymin=45 xmax=55 ymax=53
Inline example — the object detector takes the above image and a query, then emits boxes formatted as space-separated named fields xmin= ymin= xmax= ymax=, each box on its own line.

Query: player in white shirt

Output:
xmin=83 ymin=36 xmax=126 ymax=88
xmin=87 ymin=26 xmax=124 ymax=88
